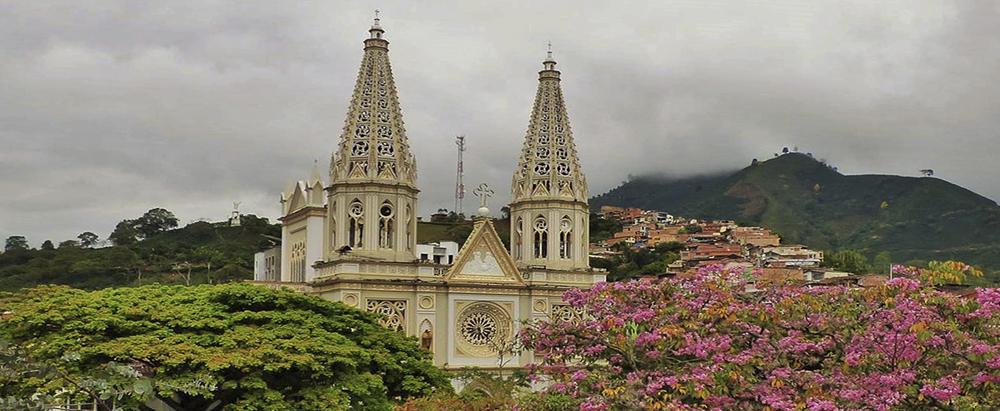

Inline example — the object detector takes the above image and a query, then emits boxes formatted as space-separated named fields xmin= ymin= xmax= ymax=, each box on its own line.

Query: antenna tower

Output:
xmin=454 ymin=135 xmax=466 ymax=216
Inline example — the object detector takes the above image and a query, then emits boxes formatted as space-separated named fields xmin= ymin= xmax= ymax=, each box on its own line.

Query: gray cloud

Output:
xmin=2 ymin=1 xmax=998 ymax=245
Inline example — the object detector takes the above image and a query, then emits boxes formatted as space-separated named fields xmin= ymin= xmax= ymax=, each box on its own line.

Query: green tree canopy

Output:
xmin=77 ymin=232 xmax=99 ymax=248
xmin=39 ymin=240 xmax=54 ymax=251
xmin=0 ymin=283 xmax=449 ymax=410
xmin=136 ymin=208 xmax=179 ymax=238
xmin=109 ymin=220 xmax=140 ymax=246
xmin=825 ymin=249 xmax=873 ymax=274
xmin=3 ymin=236 xmax=28 ymax=252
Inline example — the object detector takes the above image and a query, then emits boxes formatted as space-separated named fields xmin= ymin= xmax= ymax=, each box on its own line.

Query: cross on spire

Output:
xmin=474 ymin=183 xmax=494 ymax=209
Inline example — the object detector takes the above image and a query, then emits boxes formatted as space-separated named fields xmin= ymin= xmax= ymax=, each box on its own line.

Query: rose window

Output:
xmin=460 ymin=312 xmax=497 ymax=345
xmin=557 ymin=162 xmax=571 ymax=176
xmin=456 ymin=302 xmax=512 ymax=356
xmin=358 ymin=110 xmax=371 ymax=122
xmin=534 ymin=163 xmax=550 ymax=176
xmin=377 ymin=141 xmax=394 ymax=157
xmin=556 ymin=136 xmax=566 ymax=146
xmin=351 ymin=141 xmax=369 ymax=156
xmin=377 ymin=111 xmax=390 ymax=123
xmin=556 ymin=148 xmax=568 ymax=160
xmin=377 ymin=99 xmax=388 ymax=109
xmin=360 ymin=98 xmax=371 ymax=108
xmin=362 ymin=86 xmax=372 ymax=96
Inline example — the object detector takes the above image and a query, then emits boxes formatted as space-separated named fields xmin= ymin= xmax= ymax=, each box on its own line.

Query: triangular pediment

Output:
xmin=445 ymin=219 xmax=523 ymax=284
xmin=286 ymin=183 xmax=307 ymax=213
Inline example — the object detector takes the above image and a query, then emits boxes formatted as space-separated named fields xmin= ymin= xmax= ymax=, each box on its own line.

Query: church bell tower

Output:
xmin=509 ymin=48 xmax=590 ymax=271
xmin=325 ymin=15 xmax=418 ymax=263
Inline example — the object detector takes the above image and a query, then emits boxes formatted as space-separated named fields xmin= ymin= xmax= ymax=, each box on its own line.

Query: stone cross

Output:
xmin=474 ymin=183 xmax=494 ymax=209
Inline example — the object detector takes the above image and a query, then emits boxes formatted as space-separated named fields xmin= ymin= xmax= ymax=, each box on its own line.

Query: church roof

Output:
xmin=511 ymin=48 xmax=588 ymax=204
xmin=330 ymin=17 xmax=417 ymax=189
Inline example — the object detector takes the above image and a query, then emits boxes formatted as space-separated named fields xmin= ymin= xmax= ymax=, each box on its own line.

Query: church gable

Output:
xmin=445 ymin=219 xmax=522 ymax=284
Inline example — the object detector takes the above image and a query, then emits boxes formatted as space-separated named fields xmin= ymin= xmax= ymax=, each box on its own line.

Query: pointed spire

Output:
xmin=511 ymin=50 xmax=587 ymax=204
xmin=330 ymin=18 xmax=417 ymax=188
xmin=309 ymin=159 xmax=322 ymax=185
xmin=542 ymin=42 xmax=558 ymax=74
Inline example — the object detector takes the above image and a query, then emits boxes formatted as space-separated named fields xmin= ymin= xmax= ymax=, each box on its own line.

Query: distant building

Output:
xmin=758 ymin=245 xmax=823 ymax=267
xmin=416 ymin=241 xmax=459 ymax=265
xmin=253 ymin=247 xmax=280 ymax=281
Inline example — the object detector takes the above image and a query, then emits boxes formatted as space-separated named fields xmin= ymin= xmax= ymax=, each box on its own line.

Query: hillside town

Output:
xmin=591 ymin=205 xmax=887 ymax=286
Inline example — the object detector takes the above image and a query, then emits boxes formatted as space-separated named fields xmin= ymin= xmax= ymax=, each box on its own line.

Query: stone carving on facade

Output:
xmin=366 ymin=299 xmax=406 ymax=332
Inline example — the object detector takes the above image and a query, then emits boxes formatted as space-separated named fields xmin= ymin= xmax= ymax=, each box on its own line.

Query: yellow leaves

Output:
xmin=771 ymin=379 xmax=784 ymax=388
xmin=910 ymin=322 xmax=926 ymax=333
xmin=884 ymin=297 xmax=894 ymax=306
xmin=602 ymin=387 xmax=624 ymax=398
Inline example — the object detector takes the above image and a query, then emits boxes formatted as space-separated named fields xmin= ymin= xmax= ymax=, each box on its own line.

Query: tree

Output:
xmin=109 ymin=220 xmax=140 ymax=246
xmin=0 ymin=283 xmax=449 ymax=410
xmin=135 ymin=208 xmax=179 ymax=238
xmin=40 ymin=240 xmax=55 ymax=251
xmin=4 ymin=236 xmax=28 ymax=252
xmin=519 ymin=264 xmax=1000 ymax=410
xmin=873 ymin=251 xmax=893 ymax=274
xmin=57 ymin=240 xmax=80 ymax=249
xmin=825 ymin=249 xmax=872 ymax=274
xmin=77 ymin=232 xmax=99 ymax=248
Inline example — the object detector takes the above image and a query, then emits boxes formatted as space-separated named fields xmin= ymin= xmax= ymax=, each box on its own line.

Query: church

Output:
xmin=254 ymin=16 xmax=604 ymax=370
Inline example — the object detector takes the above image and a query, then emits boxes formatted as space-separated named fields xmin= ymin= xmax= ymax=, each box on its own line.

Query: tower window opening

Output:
xmin=379 ymin=201 xmax=394 ymax=248
xmin=559 ymin=216 xmax=572 ymax=259
xmin=514 ymin=217 xmax=523 ymax=259
xmin=533 ymin=217 xmax=548 ymax=259
xmin=349 ymin=200 xmax=364 ymax=248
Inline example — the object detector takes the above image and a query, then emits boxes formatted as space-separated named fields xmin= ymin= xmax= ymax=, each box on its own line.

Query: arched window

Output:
xmin=559 ymin=216 xmax=572 ymax=259
xmin=514 ymin=217 xmax=523 ymax=259
xmin=405 ymin=204 xmax=413 ymax=250
xmin=378 ymin=201 xmax=394 ymax=248
xmin=330 ymin=201 xmax=337 ymax=249
xmin=533 ymin=216 xmax=548 ymax=258
xmin=348 ymin=199 xmax=364 ymax=248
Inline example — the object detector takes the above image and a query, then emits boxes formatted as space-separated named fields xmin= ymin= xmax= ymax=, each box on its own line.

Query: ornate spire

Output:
xmin=511 ymin=48 xmax=588 ymax=204
xmin=330 ymin=16 xmax=417 ymax=188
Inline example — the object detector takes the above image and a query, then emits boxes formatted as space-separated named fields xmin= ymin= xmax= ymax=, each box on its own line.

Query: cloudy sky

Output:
xmin=2 ymin=1 xmax=999 ymax=245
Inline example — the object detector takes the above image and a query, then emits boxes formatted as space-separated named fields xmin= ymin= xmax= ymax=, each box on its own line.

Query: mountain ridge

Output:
xmin=592 ymin=153 xmax=1000 ymax=271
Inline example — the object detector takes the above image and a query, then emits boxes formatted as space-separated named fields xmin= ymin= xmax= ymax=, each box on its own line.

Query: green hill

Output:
xmin=592 ymin=153 xmax=1000 ymax=273
xmin=0 ymin=212 xmax=509 ymax=291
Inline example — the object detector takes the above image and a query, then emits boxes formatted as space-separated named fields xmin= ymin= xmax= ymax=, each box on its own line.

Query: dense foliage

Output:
xmin=591 ymin=153 xmax=1000 ymax=280
xmin=0 ymin=283 xmax=449 ymax=410
xmin=520 ymin=264 xmax=1000 ymax=410
xmin=0 ymin=211 xmax=279 ymax=291
xmin=592 ymin=242 xmax=684 ymax=282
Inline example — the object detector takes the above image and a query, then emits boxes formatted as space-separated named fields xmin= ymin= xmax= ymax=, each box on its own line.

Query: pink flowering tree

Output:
xmin=519 ymin=264 xmax=1000 ymax=410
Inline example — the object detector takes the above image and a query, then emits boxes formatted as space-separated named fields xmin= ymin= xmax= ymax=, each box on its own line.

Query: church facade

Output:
xmin=254 ymin=17 xmax=604 ymax=370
